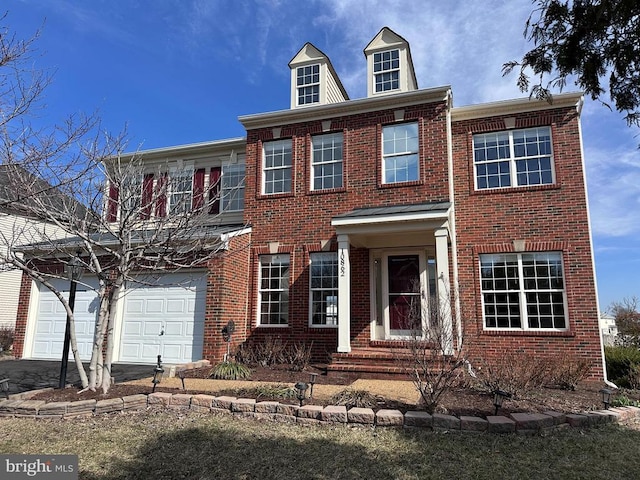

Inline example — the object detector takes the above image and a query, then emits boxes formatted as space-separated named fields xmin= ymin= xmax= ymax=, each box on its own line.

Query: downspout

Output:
xmin=576 ymin=95 xmax=617 ymax=389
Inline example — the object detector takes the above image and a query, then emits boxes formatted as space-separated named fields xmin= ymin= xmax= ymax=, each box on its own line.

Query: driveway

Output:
xmin=0 ymin=358 xmax=154 ymax=396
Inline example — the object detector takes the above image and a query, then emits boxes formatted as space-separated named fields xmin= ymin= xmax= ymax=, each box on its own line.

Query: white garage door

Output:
xmin=119 ymin=272 xmax=206 ymax=364
xmin=30 ymin=277 xmax=98 ymax=360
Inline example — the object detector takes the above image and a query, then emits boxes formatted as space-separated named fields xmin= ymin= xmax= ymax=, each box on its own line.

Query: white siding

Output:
xmin=0 ymin=212 xmax=69 ymax=328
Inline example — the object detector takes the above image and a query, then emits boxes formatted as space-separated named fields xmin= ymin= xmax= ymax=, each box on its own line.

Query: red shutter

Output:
xmin=192 ymin=168 xmax=205 ymax=210
xmin=155 ymin=173 xmax=167 ymax=217
xmin=141 ymin=173 xmax=154 ymax=219
xmin=209 ymin=167 xmax=221 ymax=214
xmin=106 ymin=183 xmax=119 ymax=222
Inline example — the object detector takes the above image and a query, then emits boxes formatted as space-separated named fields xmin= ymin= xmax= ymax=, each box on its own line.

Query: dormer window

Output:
xmin=364 ymin=27 xmax=417 ymax=98
xmin=373 ymin=49 xmax=400 ymax=93
xmin=297 ymin=64 xmax=320 ymax=106
xmin=289 ymin=43 xmax=348 ymax=109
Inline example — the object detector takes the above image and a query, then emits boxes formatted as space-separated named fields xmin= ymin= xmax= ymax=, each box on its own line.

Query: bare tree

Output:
xmin=2 ymin=140 xmax=245 ymax=393
xmin=395 ymin=282 xmax=470 ymax=414
xmin=610 ymin=296 xmax=640 ymax=346
xmin=0 ymin=16 xmax=246 ymax=393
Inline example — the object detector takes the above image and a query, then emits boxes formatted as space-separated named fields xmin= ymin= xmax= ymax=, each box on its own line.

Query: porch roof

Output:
xmin=331 ymin=202 xmax=451 ymax=248
xmin=332 ymin=201 xmax=450 ymax=226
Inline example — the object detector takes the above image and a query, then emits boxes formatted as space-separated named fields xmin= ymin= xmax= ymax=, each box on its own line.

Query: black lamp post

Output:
xmin=58 ymin=252 xmax=84 ymax=389
xmin=599 ymin=388 xmax=613 ymax=409
xmin=492 ymin=389 xmax=512 ymax=415
xmin=294 ymin=381 xmax=308 ymax=407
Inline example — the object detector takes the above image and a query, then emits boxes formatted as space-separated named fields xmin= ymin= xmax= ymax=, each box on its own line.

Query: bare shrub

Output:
xmin=236 ymin=336 xmax=313 ymax=371
xmin=329 ymin=389 xmax=379 ymax=409
xmin=0 ymin=326 xmax=14 ymax=353
xmin=283 ymin=341 xmax=313 ymax=372
xmin=547 ymin=355 xmax=592 ymax=391
xmin=399 ymin=287 xmax=470 ymax=414
xmin=474 ymin=352 xmax=553 ymax=397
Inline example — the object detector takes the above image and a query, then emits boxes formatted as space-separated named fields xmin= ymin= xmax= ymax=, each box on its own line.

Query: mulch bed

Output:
xmin=27 ymin=364 xmax=638 ymax=418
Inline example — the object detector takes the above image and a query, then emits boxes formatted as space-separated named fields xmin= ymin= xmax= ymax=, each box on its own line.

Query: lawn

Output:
xmin=1 ymin=411 xmax=639 ymax=479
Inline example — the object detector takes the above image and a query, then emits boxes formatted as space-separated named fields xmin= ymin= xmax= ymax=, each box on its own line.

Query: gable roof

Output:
xmin=363 ymin=27 xmax=418 ymax=91
xmin=0 ymin=164 xmax=89 ymax=220
xmin=289 ymin=42 xmax=350 ymax=102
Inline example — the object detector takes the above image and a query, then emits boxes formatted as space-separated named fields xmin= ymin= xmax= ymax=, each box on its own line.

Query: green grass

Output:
xmin=1 ymin=411 xmax=640 ymax=479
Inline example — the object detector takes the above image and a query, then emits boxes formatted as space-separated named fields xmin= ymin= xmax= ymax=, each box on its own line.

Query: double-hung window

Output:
xmin=221 ymin=162 xmax=245 ymax=212
xmin=309 ymin=252 xmax=338 ymax=326
xmin=480 ymin=252 xmax=567 ymax=330
xmin=297 ymin=64 xmax=320 ymax=106
xmin=382 ymin=122 xmax=419 ymax=184
xmin=373 ymin=49 xmax=400 ymax=93
xmin=263 ymin=139 xmax=292 ymax=194
xmin=120 ymin=175 xmax=143 ymax=218
xmin=168 ymin=168 xmax=193 ymax=214
xmin=258 ymin=254 xmax=290 ymax=326
xmin=311 ymin=132 xmax=343 ymax=190
xmin=473 ymin=126 xmax=554 ymax=190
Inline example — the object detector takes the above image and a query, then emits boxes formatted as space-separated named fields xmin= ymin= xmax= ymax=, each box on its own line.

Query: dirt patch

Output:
xmin=27 ymin=364 xmax=637 ymax=418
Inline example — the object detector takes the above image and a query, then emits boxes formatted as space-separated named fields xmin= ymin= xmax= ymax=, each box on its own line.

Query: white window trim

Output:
xmin=479 ymin=251 xmax=569 ymax=332
xmin=310 ymin=132 xmax=343 ymax=191
xmin=373 ymin=48 xmax=400 ymax=94
xmin=221 ymin=160 xmax=246 ymax=212
xmin=473 ymin=126 xmax=555 ymax=191
xmin=167 ymin=163 xmax=195 ymax=214
xmin=257 ymin=254 xmax=290 ymax=327
xmin=262 ymin=139 xmax=293 ymax=195
xmin=296 ymin=63 xmax=321 ymax=107
xmin=308 ymin=252 xmax=339 ymax=328
xmin=382 ymin=122 xmax=419 ymax=184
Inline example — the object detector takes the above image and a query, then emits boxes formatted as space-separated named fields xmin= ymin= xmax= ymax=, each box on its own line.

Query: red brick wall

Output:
xmin=241 ymin=101 xmax=450 ymax=360
xmin=452 ymin=106 xmax=603 ymax=379
xmin=13 ymin=271 xmax=33 ymax=358
xmin=202 ymin=232 xmax=252 ymax=363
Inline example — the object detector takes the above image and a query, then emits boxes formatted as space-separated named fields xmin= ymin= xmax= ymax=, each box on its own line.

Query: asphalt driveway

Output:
xmin=0 ymin=358 xmax=154 ymax=396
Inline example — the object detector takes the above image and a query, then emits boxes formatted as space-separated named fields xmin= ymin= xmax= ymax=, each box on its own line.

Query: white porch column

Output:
xmin=435 ymin=228 xmax=453 ymax=353
xmin=337 ymin=234 xmax=351 ymax=353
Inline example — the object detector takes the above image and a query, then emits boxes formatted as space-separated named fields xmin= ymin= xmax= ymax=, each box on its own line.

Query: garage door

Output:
xmin=30 ymin=277 xmax=98 ymax=360
xmin=119 ymin=272 xmax=206 ymax=364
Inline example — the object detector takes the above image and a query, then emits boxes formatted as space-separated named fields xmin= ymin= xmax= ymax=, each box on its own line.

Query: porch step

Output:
xmin=326 ymin=346 xmax=414 ymax=376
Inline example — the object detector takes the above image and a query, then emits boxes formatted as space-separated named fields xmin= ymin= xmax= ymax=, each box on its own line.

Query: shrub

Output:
xmin=0 ymin=326 xmax=14 ymax=353
xmin=547 ymin=355 xmax=592 ymax=391
xmin=209 ymin=361 xmax=251 ymax=380
xmin=329 ymin=389 xmax=379 ymax=409
xmin=229 ymin=384 xmax=296 ymax=401
xmin=474 ymin=352 xmax=553 ymax=397
xmin=611 ymin=394 xmax=640 ymax=408
xmin=605 ymin=346 xmax=640 ymax=387
xmin=236 ymin=336 xmax=313 ymax=371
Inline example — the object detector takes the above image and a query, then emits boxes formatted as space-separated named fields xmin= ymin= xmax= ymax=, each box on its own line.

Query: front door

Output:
xmin=385 ymin=252 xmax=426 ymax=338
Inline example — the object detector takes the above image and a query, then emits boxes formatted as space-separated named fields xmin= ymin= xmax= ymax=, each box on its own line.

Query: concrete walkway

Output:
xmin=0 ymin=358 xmax=154 ymax=396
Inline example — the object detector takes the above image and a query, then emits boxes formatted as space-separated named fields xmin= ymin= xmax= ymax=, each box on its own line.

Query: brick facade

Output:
xmin=13 ymin=28 xmax=604 ymax=380
xmin=452 ymin=106 xmax=603 ymax=379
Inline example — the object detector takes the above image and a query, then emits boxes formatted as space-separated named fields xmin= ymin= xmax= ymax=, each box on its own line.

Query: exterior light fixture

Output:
xmin=294 ymin=381 xmax=308 ymax=407
xmin=308 ymin=372 xmax=318 ymax=398
xmin=0 ymin=378 xmax=9 ymax=398
xmin=58 ymin=251 xmax=84 ymax=389
xmin=492 ymin=389 xmax=512 ymax=415
xmin=152 ymin=355 xmax=164 ymax=392
xmin=599 ymin=388 xmax=613 ymax=409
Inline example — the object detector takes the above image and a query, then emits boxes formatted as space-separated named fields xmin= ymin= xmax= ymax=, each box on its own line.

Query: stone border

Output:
xmin=2 ymin=390 xmax=639 ymax=433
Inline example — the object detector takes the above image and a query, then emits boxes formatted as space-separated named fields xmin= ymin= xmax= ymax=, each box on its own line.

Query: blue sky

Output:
xmin=6 ymin=0 xmax=639 ymax=311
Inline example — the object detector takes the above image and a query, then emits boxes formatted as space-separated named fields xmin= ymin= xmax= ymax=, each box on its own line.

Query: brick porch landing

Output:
xmin=326 ymin=344 xmax=415 ymax=376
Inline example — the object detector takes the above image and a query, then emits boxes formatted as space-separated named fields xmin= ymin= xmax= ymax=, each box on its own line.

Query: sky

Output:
xmin=5 ymin=0 xmax=639 ymax=312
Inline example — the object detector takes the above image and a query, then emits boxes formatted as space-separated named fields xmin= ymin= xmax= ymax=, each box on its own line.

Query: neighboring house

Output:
xmin=0 ymin=165 xmax=71 ymax=329
xmin=13 ymin=28 xmax=605 ymax=379
xmin=600 ymin=313 xmax=618 ymax=346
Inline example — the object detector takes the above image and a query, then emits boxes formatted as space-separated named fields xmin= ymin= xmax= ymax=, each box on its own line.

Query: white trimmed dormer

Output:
xmin=364 ymin=27 xmax=418 ymax=98
xmin=289 ymin=43 xmax=349 ymax=109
